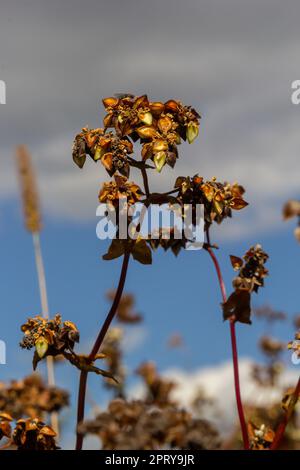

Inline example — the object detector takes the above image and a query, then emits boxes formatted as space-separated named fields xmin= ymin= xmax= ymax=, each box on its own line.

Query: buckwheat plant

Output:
xmin=71 ymin=94 xmax=256 ymax=450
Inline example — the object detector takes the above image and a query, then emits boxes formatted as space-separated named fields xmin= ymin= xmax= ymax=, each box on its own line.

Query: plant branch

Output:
xmin=204 ymin=242 xmax=249 ymax=450
xmin=75 ymin=251 xmax=130 ymax=450
xmin=270 ymin=375 xmax=300 ymax=449
xmin=141 ymin=165 xmax=150 ymax=198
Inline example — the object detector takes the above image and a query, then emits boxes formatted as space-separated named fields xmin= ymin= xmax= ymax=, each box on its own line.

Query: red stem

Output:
xmin=270 ymin=375 xmax=300 ymax=449
xmin=141 ymin=166 xmax=150 ymax=198
xmin=75 ymin=252 xmax=130 ymax=450
xmin=205 ymin=245 xmax=250 ymax=450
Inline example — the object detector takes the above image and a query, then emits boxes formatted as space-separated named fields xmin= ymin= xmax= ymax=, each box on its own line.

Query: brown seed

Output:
xmin=102 ymin=97 xmax=119 ymax=108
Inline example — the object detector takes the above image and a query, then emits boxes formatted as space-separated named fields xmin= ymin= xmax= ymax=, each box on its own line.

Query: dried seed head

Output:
xmin=294 ymin=226 xmax=300 ymax=243
xmin=186 ymin=122 xmax=199 ymax=144
xmin=16 ymin=145 xmax=42 ymax=233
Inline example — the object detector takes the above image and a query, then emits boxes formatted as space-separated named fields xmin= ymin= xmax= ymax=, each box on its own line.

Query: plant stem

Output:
xmin=270 ymin=375 xmax=300 ymax=449
xmin=32 ymin=232 xmax=59 ymax=435
xmin=75 ymin=252 xmax=130 ymax=450
xmin=205 ymin=244 xmax=249 ymax=449
xmin=141 ymin=166 xmax=150 ymax=198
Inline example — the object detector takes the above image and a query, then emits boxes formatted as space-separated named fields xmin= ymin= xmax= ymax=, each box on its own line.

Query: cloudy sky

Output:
xmin=1 ymin=0 xmax=300 ymax=234
xmin=1 ymin=0 xmax=300 ymax=449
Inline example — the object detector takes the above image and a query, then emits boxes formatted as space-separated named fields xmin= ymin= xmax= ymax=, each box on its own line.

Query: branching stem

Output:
xmin=75 ymin=252 xmax=130 ymax=450
xmin=205 ymin=242 xmax=249 ymax=450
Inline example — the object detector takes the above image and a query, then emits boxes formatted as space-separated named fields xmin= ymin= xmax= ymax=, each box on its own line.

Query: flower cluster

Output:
xmin=73 ymin=127 xmax=134 ymax=177
xmin=259 ymin=336 xmax=285 ymax=357
xmin=0 ymin=374 xmax=69 ymax=419
xmin=20 ymin=315 xmax=115 ymax=380
xmin=0 ymin=412 xmax=12 ymax=441
xmin=136 ymin=362 xmax=175 ymax=406
xmin=78 ymin=398 xmax=220 ymax=450
xmin=222 ymin=245 xmax=269 ymax=324
xmin=99 ymin=175 xmax=142 ymax=208
xmin=283 ymin=199 xmax=300 ymax=242
xmin=73 ymin=94 xmax=200 ymax=176
xmin=20 ymin=314 xmax=79 ymax=369
xmin=254 ymin=305 xmax=286 ymax=322
xmin=102 ymin=95 xmax=200 ymax=172
xmin=230 ymin=245 xmax=269 ymax=293
xmin=106 ymin=291 xmax=142 ymax=324
xmin=248 ymin=422 xmax=275 ymax=450
xmin=175 ymin=175 xmax=248 ymax=225
xmin=73 ymin=96 xmax=250 ymax=265
xmin=0 ymin=413 xmax=58 ymax=450
xmin=13 ymin=418 xmax=58 ymax=450
xmin=100 ymin=328 xmax=125 ymax=394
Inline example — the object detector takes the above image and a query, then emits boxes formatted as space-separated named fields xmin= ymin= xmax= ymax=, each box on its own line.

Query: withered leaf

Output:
xmin=229 ymin=255 xmax=243 ymax=271
xmin=164 ymin=99 xmax=179 ymax=112
xmin=230 ymin=197 xmax=249 ymax=210
xmin=137 ymin=126 xmax=158 ymax=140
xmin=222 ymin=289 xmax=251 ymax=324
xmin=132 ymin=239 xmax=152 ymax=265
xmin=153 ymin=151 xmax=166 ymax=172
xmin=102 ymin=97 xmax=119 ymax=108
xmin=103 ymin=239 xmax=126 ymax=261
xmin=283 ymin=200 xmax=300 ymax=220
xmin=158 ymin=116 xmax=172 ymax=134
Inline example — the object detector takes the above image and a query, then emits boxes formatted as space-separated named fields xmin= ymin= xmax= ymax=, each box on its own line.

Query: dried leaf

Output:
xmin=139 ymin=111 xmax=153 ymax=126
xmin=152 ymin=139 xmax=168 ymax=153
xmin=102 ymin=97 xmax=119 ymax=108
xmin=137 ymin=126 xmax=158 ymax=139
xmin=103 ymin=239 xmax=126 ymax=261
xmin=132 ymin=239 xmax=152 ymax=265
xmin=222 ymin=289 xmax=251 ymax=324
xmin=230 ymin=197 xmax=249 ymax=210
xmin=186 ymin=122 xmax=199 ymax=144
xmin=158 ymin=116 xmax=172 ymax=134
xmin=229 ymin=255 xmax=243 ymax=271
xmin=153 ymin=151 xmax=166 ymax=172
xmin=149 ymin=101 xmax=165 ymax=115
xmin=164 ymin=100 xmax=179 ymax=112
xmin=101 ymin=152 xmax=114 ymax=172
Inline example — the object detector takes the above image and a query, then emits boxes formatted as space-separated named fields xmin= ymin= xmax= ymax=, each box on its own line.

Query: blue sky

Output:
xmin=1 ymin=195 xmax=299 ymax=374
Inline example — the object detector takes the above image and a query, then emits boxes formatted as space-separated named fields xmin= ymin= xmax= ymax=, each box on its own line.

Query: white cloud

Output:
xmin=129 ymin=358 xmax=299 ymax=435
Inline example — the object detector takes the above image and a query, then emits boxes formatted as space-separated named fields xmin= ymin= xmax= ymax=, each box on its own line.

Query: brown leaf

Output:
xmin=103 ymin=239 xmax=125 ymax=261
xmin=40 ymin=426 xmax=57 ymax=437
xmin=164 ymin=100 xmax=179 ymax=112
xmin=158 ymin=116 xmax=173 ymax=134
xmin=137 ymin=126 xmax=158 ymax=139
xmin=222 ymin=289 xmax=252 ymax=324
xmin=134 ymin=95 xmax=149 ymax=109
xmin=152 ymin=139 xmax=168 ymax=153
xmin=132 ymin=239 xmax=152 ymax=265
xmin=101 ymin=152 xmax=114 ymax=172
xmin=229 ymin=255 xmax=243 ymax=271
xmin=230 ymin=197 xmax=248 ymax=210
xmin=149 ymin=101 xmax=165 ymax=115
xmin=102 ymin=97 xmax=119 ymax=108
